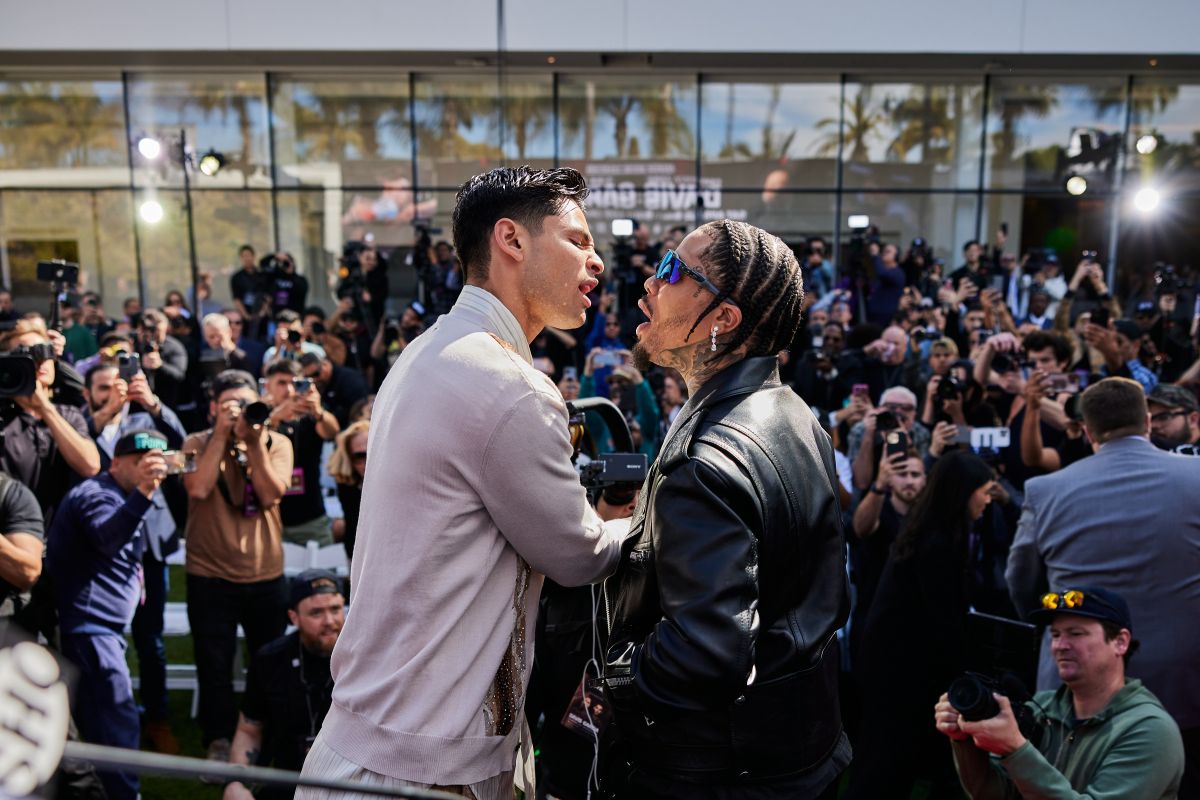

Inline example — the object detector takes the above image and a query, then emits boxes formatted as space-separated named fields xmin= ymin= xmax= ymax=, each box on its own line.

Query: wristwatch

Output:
xmin=869 ymin=484 xmax=888 ymax=495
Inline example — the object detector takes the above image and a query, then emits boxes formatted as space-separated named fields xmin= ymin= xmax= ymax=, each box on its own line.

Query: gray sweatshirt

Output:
xmin=321 ymin=286 xmax=622 ymax=785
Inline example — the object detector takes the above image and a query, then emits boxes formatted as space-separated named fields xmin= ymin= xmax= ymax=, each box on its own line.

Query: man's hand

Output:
xmin=1024 ymin=370 xmax=1048 ymax=405
xmin=986 ymin=332 xmax=1020 ymax=353
xmin=47 ymin=329 xmax=67 ymax=359
xmin=957 ymin=694 xmax=1027 ymax=757
xmin=104 ymin=378 xmax=130 ymax=416
xmin=929 ymin=421 xmax=959 ymax=457
xmin=136 ymin=450 xmax=168 ymax=498
xmin=1084 ymin=323 xmax=1119 ymax=359
xmin=269 ymin=395 xmax=304 ymax=426
xmin=142 ymin=348 xmax=164 ymax=371
xmin=875 ymin=451 xmax=905 ymax=490
xmin=925 ymin=374 xmax=943 ymax=405
xmin=126 ymin=373 xmax=161 ymax=415
xmin=955 ymin=281 xmax=979 ymax=306
xmin=299 ymin=386 xmax=324 ymax=417
xmin=861 ymin=409 xmax=880 ymax=439
xmin=14 ymin=382 xmax=54 ymax=415
xmin=214 ymin=399 xmax=241 ymax=441
xmin=863 ymin=339 xmax=889 ymax=359
xmin=222 ymin=781 xmax=255 ymax=800
xmin=600 ymin=289 xmax=616 ymax=312
xmin=933 ymin=693 xmax=972 ymax=742
xmin=235 ymin=408 xmax=265 ymax=444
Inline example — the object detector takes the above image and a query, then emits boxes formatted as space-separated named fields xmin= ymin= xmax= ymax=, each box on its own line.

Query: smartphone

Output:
xmin=1044 ymin=373 xmax=1081 ymax=394
xmin=884 ymin=430 xmax=909 ymax=458
xmin=293 ymin=377 xmax=313 ymax=395
xmin=118 ymin=352 xmax=141 ymax=382
xmin=162 ymin=450 xmax=196 ymax=476
xmin=1091 ymin=308 xmax=1111 ymax=329
xmin=953 ymin=425 xmax=973 ymax=445
xmin=852 ymin=383 xmax=870 ymax=399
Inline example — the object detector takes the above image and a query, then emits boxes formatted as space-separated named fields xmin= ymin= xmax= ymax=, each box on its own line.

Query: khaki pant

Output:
xmin=284 ymin=514 xmax=334 ymax=547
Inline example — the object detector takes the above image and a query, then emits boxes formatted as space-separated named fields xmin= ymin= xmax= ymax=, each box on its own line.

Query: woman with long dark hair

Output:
xmin=845 ymin=450 xmax=996 ymax=799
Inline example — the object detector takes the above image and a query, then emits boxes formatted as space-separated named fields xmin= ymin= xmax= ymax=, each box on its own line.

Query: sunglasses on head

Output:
xmin=655 ymin=250 xmax=737 ymax=306
xmin=1040 ymin=590 xmax=1086 ymax=610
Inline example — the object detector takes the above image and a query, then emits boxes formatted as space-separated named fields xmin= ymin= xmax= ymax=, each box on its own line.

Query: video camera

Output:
xmin=0 ymin=352 xmax=38 ymax=399
xmin=37 ymin=260 xmax=79 ymax=333
xmin=566 ymin=397 xmax=648 ymax=491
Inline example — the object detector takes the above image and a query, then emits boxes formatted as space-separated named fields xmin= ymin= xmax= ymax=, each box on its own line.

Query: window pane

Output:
xmin=843 ymin=192 xmax=980 ymax=268
xmin=413 ymin=74 xmax=555 ymax=189
xmin=841 ymin=80 xmax=983 ymax=190
xmin=0 ymin=189 xmax=138 ymax=311
xmin=1114 ymin=196 xmax=1200 ymax=302
xmin=986 ymin=79 xmax=1127 ymax=192
xmin=700 ymin=80 xmax=841 ymax=189
xmin=1128 ymin=80 xmax=1200 ymax=192
xmin=980 ymin=192 xmax=1110 ymax=276
xmin=715 ymin=191 xmax=837 ymax=247
xmin=135 ymin=189 xmax=274 ymax=309
xmin=0 ymin=78 xmax=129 ymax=187
xmin=271 ymin=77 xmax=412 ymax=191
xmin=126 ymin=75 xmax=272 ymax=190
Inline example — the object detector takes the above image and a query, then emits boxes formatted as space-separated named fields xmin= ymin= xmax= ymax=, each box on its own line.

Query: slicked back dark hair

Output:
xmin=451 ymin=166 xmax=589 ymax=283
xmin=690 ymin=219 xmax=806 ymax=358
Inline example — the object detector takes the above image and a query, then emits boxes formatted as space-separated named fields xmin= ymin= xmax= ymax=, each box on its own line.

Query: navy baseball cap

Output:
xmin=1029 ymin=586 xmax=1133 ymax=632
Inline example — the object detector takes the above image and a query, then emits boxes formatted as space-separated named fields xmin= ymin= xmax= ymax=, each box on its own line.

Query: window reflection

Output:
xmin=1128 ymin=80 xmax=1200 ymax=191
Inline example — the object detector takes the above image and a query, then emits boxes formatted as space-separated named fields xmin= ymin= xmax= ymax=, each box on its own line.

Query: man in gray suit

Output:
xmin=1007 ymin=377 xmax=1200 ymax=796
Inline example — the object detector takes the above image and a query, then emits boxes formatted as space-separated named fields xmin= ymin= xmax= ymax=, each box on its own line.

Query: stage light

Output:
xmin=1135 ymin=135 xmax=1158 ymax=155
xmin=139 ymin=200 xmax=164 ymax=224
xmin=198 ymin=150 xmax=226 ymax=177
xmin=137 ymin=137 xmax=162 ymax=160
xmin=847 ymin=214 xmax=870 ymax=229
xmin=1133 ymin=187 xmax=1161 ymax=213
xmin=1065 ymin=176 xmax=1088 ymax=196
xmin=611 ymin=218 xmax=633 ymax=237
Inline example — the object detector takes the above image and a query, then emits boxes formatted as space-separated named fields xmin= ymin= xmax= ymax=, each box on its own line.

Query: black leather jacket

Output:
xmin=603 ymin=357 xmax=850 ymax=787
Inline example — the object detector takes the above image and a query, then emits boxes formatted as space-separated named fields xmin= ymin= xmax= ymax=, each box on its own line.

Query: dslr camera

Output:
xmin=947 ymin=612 xmax=1040 ymax=733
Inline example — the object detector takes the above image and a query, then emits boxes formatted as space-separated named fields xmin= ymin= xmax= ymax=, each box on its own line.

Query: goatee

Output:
xmin=631 ymin=343 xmax=653 ymax=372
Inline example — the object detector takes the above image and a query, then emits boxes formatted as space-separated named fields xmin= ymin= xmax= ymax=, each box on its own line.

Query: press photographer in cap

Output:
xmin=223 ymin=569 xmax=345 ymax=800
xmin=45 ymin=429 xmax=170 ymax=800
xmin=1147 ymin=383 xmax=1200 ymax=455
xmin=934 ymin=587 xmax=1184 ymax=799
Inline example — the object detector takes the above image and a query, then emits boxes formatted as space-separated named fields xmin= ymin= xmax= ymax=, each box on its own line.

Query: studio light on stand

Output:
xmin=198 ymin=149 xmax=226 ymax=177
xmin=1135 ymin=135 xmax=1159 ymax=155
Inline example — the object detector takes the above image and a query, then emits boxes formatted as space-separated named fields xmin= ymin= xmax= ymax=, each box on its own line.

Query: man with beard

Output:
xmin=299 ymin=167 xmax=624 ymax=800
xmin=1148 ymin=383 xmax=1200 ymax=455
xmin=603 ymin=220 xmax=850 ymax=798
xmin=223 ymin=570 xmax=346 ymax=800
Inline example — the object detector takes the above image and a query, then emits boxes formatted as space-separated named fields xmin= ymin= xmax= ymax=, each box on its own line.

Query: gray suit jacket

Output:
xmin=1006 ymin=436 xmax=1200 ymax=728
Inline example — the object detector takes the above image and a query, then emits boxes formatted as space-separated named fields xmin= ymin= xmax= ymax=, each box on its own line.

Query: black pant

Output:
xmin=186 ymin=573 xmax=287 ymax=746
xmin=1183 ymin=727 xmax=1200 ymax=800
xmin=131 ymin=551 xmax=168 ymax=721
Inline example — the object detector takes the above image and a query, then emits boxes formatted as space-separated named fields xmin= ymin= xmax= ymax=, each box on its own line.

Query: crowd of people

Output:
xmin=1 ymin=166 xmax=1198 ymax=800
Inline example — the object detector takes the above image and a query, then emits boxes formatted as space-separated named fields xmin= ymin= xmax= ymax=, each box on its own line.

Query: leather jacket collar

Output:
xmin=660 ymin=356 xmax=781 ymax=468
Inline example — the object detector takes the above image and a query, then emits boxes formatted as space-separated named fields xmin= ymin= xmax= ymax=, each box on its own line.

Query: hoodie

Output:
xmin=952 ymin=678 xmax=1183 ymax=799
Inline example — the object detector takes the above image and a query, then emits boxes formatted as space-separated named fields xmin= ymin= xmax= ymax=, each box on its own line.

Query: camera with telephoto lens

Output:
xmin=285 ymin=329 xmax=303 ymax=346
xmin=937 ymin=375 xmax=964 ymax=401
xmin=948 ymin=611 xmax=1041 ymax=733
xmin=240 ymin=400 xmax=272 ymax=427
xmin=0 ymin=353 xmax=37 ymax=398
xmin=874 ymin=411 xmax=899 ymax=432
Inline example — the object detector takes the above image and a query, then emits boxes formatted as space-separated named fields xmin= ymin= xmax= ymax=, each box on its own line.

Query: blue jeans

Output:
xmin=131 ymin=552 xmax=168 ymax=721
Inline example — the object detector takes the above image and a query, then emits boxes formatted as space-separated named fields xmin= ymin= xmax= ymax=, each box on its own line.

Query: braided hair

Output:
xmin=687 ymin=219 xmax=806 ymax=358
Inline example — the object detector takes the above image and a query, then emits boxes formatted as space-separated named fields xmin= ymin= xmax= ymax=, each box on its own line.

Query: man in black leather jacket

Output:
xmin=603 ymin=220 xmax=851 ymax=798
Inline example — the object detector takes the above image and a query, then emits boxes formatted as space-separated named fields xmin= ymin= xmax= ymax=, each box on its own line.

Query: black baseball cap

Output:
xmin=1029 ymin=586 xmax=1133 ymax=632
xmin=289 ymin=569 xmax=343 ymax=608
xmin=113 ymin=430 xmax=169 ymax=457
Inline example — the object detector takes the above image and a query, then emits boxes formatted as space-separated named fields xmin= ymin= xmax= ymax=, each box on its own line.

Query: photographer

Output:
xmin=263 ymin=309 xmax=325 ymax=366
xmin=182 ymin=369 xmax=293 ymax=763
xmin=298 ymin=353 xmax=367 ymax=429
xmin=263 ymin=359 xmax=340 ymax=546
xmin=1148 ymin=384 xmax=1200 ymax=453
xmin=46 ymin=430 xmax=169 ymax=800
xmin=0 ymin=318 xmax=100 ymax=513
xmin=792 ymin=325 xmax=851 ymax=415
xmin=223 ymin=570 xmax=345 ymax=800
xmin=263 ymin=252 xmax=308 ymax=316
xmin=848 ymin=387 xmax=929 ymax=491
xmin=138 ymin=309 xmax=189 ymax=408
xmin=1086 ymin=318 xmax=1159 ymax=394
xmin=84 ymin=362 xmax=186 ymax=752
xmin=935 ymin=588 xmax=1183 ymax=799
xmin=327 ymin=299 xmax=372 ymax=372
xmin=845 ymin=451 xmax=997 ymax=799
xmin=202 ymin=313 xmax=257 ymax=375
xmin=369 ymin=302 xmax=425 ymax=380
xmin=849 ymin=448 xmax=924 ymax=666
xmin=231 ymin=245 xmax=267 ymax=338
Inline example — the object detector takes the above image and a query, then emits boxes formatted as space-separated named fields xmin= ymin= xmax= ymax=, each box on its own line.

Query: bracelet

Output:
xmin=869 ymin=484 xmax=888 ymax=495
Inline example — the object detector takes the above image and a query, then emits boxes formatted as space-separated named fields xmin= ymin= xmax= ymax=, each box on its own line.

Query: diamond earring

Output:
xmin=710 ymin=326 xmax=719 ymax=352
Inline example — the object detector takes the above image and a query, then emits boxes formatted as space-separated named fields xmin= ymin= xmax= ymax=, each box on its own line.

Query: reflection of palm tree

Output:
xmin=0 ymin=82 xmax=125 ymax=169
xmin=989 ymin=84 xmax=1057 ymax=170
xmin=814 ymin=87 xmax=886 ymax=161
xmin=415 ymin=80 xmax=500 ymax=161
xmin=499 ymin=81 xmax=550 ymax=161
xmin=886 ymin=86 xmax=964 ymax=163
xmin=561 ymin=81 xmax=693 ymax=159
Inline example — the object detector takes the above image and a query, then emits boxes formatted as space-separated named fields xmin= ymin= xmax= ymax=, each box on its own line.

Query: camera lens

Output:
xmin=948 ymin=674 xmax=1001 ymax=721
xmin=242 ymin=401 xmax=271 ymax=427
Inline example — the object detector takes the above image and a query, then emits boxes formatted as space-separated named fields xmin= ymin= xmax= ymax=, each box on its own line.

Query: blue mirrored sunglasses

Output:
xmin=654 ymin=250 xmax=737 ymax=306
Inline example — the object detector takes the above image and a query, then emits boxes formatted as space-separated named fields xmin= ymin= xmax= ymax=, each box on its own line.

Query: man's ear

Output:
xmin=492 ymin=218 xmax=526 ymax=264
xmin=714 ymin=303 xmax=743 ymax=337
xmin=287 ymin=609 xmax=299 ymax=628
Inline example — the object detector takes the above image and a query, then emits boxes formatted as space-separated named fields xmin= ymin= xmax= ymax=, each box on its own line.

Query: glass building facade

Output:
xmin=3 ymin=69 xmax=1200 ymax=312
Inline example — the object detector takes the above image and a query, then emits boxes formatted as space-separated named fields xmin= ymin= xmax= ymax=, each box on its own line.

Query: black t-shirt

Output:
xmin=0 ymin=403 xmax=91 ymax=517
xmin=322 ymin=366 xmax=368 ymax=428
xmin=275 ymin=416 xmax=326 ymax=527
xmin=849 ymin=499 xmax=906 ymax=661
xmin=269 ymin=272 xmax=309 ymax=315
xmin=230 ymin=269 xmax=264 ymax=312
xmin=0 ymin=474 xmax=45 ymax=615
xmin=241 ymin=631 xmax=333 ymax=780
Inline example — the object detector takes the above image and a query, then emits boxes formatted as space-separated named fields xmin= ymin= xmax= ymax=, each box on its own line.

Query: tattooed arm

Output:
xmin=223 ymin=713 xmax=264 ymax=800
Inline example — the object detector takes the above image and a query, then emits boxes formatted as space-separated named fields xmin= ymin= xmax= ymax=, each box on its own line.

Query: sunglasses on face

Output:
xmin=350 ymin=451 xmax=367 ymax=463
xmin=655 ymin=250 xmax=737 ymax=306
xmin=1150 ymin=410 xmax=1188 ymax=423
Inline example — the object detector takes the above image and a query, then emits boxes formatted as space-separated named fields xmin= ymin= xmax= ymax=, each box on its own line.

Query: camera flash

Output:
xmin=611 ymin=219 xmax=634 ymax=237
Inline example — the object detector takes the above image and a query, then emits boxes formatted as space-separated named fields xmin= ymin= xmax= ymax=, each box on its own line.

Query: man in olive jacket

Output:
xmin=934 ymin=587 xmax=1183 ymax=799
